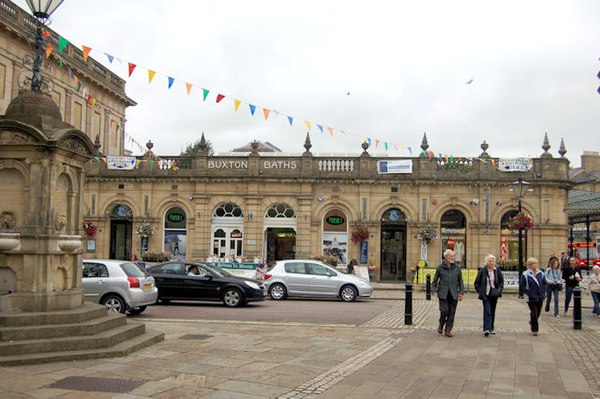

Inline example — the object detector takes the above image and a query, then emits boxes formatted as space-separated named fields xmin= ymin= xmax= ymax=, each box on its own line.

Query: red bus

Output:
xmin=568 ymin=242 xmax=600 ymax=269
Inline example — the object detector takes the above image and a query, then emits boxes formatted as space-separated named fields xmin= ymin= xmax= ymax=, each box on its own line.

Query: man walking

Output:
xmin=433 ymin=249 xmax=464 ymax=337
xmin=563 ymin=257 xmax=582 ymax=315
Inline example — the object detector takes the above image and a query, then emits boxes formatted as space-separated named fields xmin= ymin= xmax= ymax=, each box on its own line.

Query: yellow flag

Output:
xmin=234 ymin=99 xmax=241 ymax=111
xmin=304 ymin=121 xmax=312 ymax=131
xmin=91 ymin=98 xmax=97 ymax=108
xmin=185 ymin=82 xmax=192 ymax=95
xmin=148 ymin=70 xmax=156 ymax=84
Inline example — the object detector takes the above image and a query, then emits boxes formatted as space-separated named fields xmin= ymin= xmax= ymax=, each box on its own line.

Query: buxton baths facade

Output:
xmin=82 ymin=135 xmax=572 ymax=281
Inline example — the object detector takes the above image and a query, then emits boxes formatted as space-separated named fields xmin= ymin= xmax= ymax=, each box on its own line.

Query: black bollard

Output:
xmin=573 ymin=287 xmax=582 ymax=330
xmin=405 ymin=283 xmax=413 ymax=325
xmin=426 ymin=274 xmax=431 ymax=301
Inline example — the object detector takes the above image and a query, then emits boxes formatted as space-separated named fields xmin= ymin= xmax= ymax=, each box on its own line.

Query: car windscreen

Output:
xmin=120 ymin=262 xmax=148 ymax=277
xmin=204 ymin=264 xmax=234 ymax=277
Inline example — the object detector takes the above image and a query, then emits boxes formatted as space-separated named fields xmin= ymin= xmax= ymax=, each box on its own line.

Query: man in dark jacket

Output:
xmin=563 ymin=257 xmax=582 ymax=315
xmin=433 ymin=249 xmax=464 ymax=337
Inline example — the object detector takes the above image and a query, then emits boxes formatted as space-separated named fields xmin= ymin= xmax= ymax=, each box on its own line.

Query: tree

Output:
xmin=180 ymin=133 xmax=214 ymax=156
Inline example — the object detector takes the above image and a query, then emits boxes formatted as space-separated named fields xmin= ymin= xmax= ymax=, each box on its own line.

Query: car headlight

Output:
xmin=245 ymin=281 xmax=260 ymax=290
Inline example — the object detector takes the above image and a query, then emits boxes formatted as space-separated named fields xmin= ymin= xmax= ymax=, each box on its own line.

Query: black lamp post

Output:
xmin=25 ymin=0 xmax=64 ymax=92
xmin=511 ymin=176 xmax=531 ymax=297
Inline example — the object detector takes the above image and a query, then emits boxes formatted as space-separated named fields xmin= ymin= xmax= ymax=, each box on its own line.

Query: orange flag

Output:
xmin=185 ymin=83 xmax=192 ymax=95
xmin=82 ymin=46 xmax=91 ymax=61
xmin=148 ymin=70 xmax=156 ymax=84
xmin=45 ymin=43 xmax=52 ymax=59
xmin=263 ymin=108 xmax=270 ymax=120
xmin=234 ymin=99 xmax=241 ymax=111
xmin=304 ymin=121 xmax=312 ymax=131
xmin=327 ymin=127 xmax=333 ymax=137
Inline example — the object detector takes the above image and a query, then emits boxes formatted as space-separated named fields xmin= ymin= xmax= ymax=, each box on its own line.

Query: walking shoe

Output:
xmin=490 ymin=331 xmax=496 ymax=335
xmin=484 ymin=331 xmax=490 ymax=337
xmin=437 ymin=326 xmax=443 ymax=334
xmin=532 ymin=332 xmax=538 ymax=336
xmin=444 ymin=331 xmax=453 ymax=337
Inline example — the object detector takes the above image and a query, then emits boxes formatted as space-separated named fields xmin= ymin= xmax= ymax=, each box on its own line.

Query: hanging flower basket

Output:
xmin=507 ymin=212 xmax=534 ymax=232
xmin=351 ymin=224 xmax=370 ymax=244
xmin=82 ymin=219 xmax=97 ymax=237
xmin=136 ymin=219 xmax=155 ymax=237
xmin=418 ymin=225 xmax=438 ymax=244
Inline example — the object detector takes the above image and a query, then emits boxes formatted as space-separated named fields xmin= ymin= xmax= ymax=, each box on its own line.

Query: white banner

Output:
xmin=497 ymin=158 xmax=532 ymax=172
xmin=106 ymin=156 xmax=136 ymax=170
xmin=377 ymin=160 xmax=413 ymax=174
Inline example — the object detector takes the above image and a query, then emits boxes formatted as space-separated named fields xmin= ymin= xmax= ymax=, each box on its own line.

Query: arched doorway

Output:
xmin=380 ymin=208 xmax=407 ymax=280
xmin=211 ymin=202 xmax=244 ymax=259
xmin=440 ymin=209 xmax=467 ymax=267
xmin=264 ymin=203 xmax=296 ymax=264
xmin=109 ymin=204 xmax=133 ymax=260
xmin=164 ymin=207 xmax=187 ymax=260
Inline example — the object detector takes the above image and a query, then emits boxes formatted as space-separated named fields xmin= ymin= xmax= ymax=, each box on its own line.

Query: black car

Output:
xmin=146 ymin=261 xmax=266 ymax=307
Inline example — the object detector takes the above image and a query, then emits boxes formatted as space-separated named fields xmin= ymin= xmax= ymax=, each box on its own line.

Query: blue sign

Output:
xmin=359 ymin=241 xmax=368 ymax=264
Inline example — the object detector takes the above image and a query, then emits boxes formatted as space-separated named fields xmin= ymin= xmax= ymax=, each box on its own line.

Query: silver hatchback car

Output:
xmin=264 ymin=259 xmax=372 ymax=302
xmin=82 ymin=259 xmax=158 ymax=314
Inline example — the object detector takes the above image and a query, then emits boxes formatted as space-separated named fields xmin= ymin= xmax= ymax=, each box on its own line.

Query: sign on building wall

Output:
xmin=497 ymin=158 xmax=532 ymax=172
xmin=377 ymin=160 xmax=413 ymax=174
xmin=106 ymin=156 xmax=136 ymax=170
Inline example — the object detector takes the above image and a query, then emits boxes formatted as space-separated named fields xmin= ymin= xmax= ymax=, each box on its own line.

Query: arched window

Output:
xmin=164 ymin=207 xmax=187 ymax=258
xmin=266 ymin=203 xmax=296 ymax=218
xmin=440 ymin=210 xmax=467 ymax=267
xmin=322 ymin=209 xmax=348 ymax=265
xmin=213 ymin=202 xmax=243 ymax=218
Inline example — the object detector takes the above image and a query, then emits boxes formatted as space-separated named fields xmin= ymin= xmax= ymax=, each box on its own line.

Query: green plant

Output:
xmin=142 ymin=251 xmax=171 ymax=262
xmin=136 ymin=219 xmax=155 ymax=237
xmin=311 ymin=254 xmax=338 ymax=266
xmin=351 ymin=224 xmax=370 ymax=244
xmin=507 ymin=212 xmax=534 ymax=232
xmin=418 ymin=225 xmax=438 ymax=244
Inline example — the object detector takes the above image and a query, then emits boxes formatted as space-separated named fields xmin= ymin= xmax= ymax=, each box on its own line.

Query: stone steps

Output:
xmin=0 ymin=302 xmax=107 ymax=327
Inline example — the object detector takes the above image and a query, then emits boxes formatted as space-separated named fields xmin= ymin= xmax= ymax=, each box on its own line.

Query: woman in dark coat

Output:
xmin=474 ymin=254 xmax=505 ymax=336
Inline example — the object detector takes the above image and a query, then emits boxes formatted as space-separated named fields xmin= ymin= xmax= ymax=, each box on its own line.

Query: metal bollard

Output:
xmin=426 ymin=274 xmax=431 ymax=301
xmin=573 ymin=287 xmax=582 ymax=330
xmin=405 ymin=283 xmax=413 ymax=325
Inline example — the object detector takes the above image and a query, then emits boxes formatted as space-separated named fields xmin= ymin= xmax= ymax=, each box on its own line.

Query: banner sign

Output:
xmin=497 ymin=158 xmax=532 ymax=172
xmin=106 ymin=156 xmax=136 ymax=170
xmin=377 ymin=160 xmax=413 ymax=174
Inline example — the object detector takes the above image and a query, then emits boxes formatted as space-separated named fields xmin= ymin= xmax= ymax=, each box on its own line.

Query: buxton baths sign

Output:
xmin=207 ymin=160 xmax=298 ymax=169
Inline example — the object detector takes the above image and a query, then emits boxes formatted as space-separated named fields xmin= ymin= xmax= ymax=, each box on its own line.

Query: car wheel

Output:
xmin=340 ymin=285 xmax=358 ymax=302
xmin=269 ymin=283 xmax=287 ymax=300
xmin=128 ymin=305 xmax=147 ymax=315
xmin=101 ymin=294 xmax=126 ymax=313
xmin=222 ymin=288 xmax=243 ymax=307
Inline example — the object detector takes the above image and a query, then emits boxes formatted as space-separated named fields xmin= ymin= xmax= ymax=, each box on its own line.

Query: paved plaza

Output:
xmin=1 ymin=293 xmax=599 ymax=398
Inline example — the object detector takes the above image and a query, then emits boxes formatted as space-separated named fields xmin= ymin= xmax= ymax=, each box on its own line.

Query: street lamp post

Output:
xmin=25 ymin=0 xmax=64 ymax=92
xmin=511 ymin=176 xmax=531 ymax=298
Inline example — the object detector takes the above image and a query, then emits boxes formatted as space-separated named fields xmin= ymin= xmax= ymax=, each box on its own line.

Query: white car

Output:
xmin=264 ymin=259 xmax=372 ymax=302
xmin=82 ymin=259 xmax=158 ymax=314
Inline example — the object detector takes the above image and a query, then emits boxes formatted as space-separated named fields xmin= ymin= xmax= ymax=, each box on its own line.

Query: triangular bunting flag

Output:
xmin=185 ymin=82 xmax=192 ymax=95
xmin=67 ymin=68 xmax=73 ymax=80
xmin=367 ymin=138 xmax=372 ymax=146
xmin=249 ymin=104 xmax=256 ymax=115
xmin=82 ymin=46 xmax=91 ymax=61
xmin=263 ymin=108 xmax=270 ymax=120
xmin=317 ymin=124 xmax=323 ymax=133
xmin=327 ymin=127 xmax=333 ymax=137
xmin=42 ymin=30 xmax=50 ymax=38
xmin=407 ymin=146 xmax=412 ymax=155
xmin=287 ymin=116 xmax=293 ymax=126
xmin=234 ymin=99 xmax=241 ymax=111
xmin=168 ymin=77 xmax=175 ymax=89
xmin=148 ymin=70 xmax=156 ymax=84
xmin=105 ymin=53 xmax=114 ymax=63
xmin=216 ymin=94 xmax=225 ymax=103
xmin=375 ymin=139 xmax=380 ymax=148
xmin=58 ymin=37 xmax=68 ymax=52
xmin=128 ymin=63 xmax=136 ymax=77
xmin=76 ymin=82 xmax=81 ymax=93
xmin=427 ymin=150 xmax=433 ymax=159
xmin=91 ymin=98 xmax=97 ymax=108
xmin=304 ymin=121 xmax=312 ymax=130
xmin=58 ymin=60 xmax=62 ymax=69
xmin=86 ymin=94 xmax=92 ymax=104
xmin=202 ymin=88 xmax=209 ymax=101
xmin=384 ymin=142 xmax=388 ymax=151
xmin=45 ymin=43 xmax=52 ymax=59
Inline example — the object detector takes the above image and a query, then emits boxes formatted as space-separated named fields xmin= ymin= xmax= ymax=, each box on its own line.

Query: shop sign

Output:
xmin=497 ymin=158 xmax=532 ymax=172
xmin=167 ymin=213 xmax=185 ymax=223
xmin=377 ymin=160 xmax=413 ymax=174
xmin=230 ymin=231 xmax=243 ymax=238
xmin=326 ymin=216 xmax=345 ymax=225
xmin=107 ymin=156 xmax=136 ymax=170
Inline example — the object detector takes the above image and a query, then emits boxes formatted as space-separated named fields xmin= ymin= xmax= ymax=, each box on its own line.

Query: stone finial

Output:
xmin=419 ymin=132 xmax=429 ymax=157
xmin=1 ymin=211 xmax=16 ymax=230
xmin=199 ymin=132 xmax=208 ymax=155
xmin=146 ymin=140 xmax=154 ymax=152
xmin=361 ymin=141 xmax=370 ymax=157
xmin=303 ymin=132 xmax=312 ymax=154
xmin=250 ymin=140 xmax=259 ymax=154
xmin=94 ymin=134 xmax=102 ymax=153
xmin=479 ymin=140 xmax=490 ymax=158
xmin=558 ymin=138 xmax=567 ymax=158
xmin=541 ymin=133 xmax=552 ymax=158
xmin=143 ymin=140 xmax=158 ymax=160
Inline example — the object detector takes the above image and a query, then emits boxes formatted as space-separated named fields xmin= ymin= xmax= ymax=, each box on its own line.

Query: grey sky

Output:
xmin=15 ymin=0 xmax=600 ymax=165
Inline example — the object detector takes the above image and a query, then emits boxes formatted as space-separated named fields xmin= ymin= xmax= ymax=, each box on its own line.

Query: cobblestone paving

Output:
xmin=360 ymin=299 xmax=435 ymax=329
xmin=542 ymin=311 xmax=600 ymax=397
xmin=277 ymin=335 xmax=405 ymax=399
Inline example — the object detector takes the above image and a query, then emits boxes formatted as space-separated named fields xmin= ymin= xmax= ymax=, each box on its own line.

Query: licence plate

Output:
xmin=143 ymin=283 xmax=152 ymax=291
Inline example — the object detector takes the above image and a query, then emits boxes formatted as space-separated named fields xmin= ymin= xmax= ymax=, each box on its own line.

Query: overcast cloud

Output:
xmin=14 ymin=0 xmax=600 ymax=165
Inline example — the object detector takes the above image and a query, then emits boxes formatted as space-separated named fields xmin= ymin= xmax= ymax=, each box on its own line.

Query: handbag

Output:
xmin=489 ymin=287 xmax=502 ymax=298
